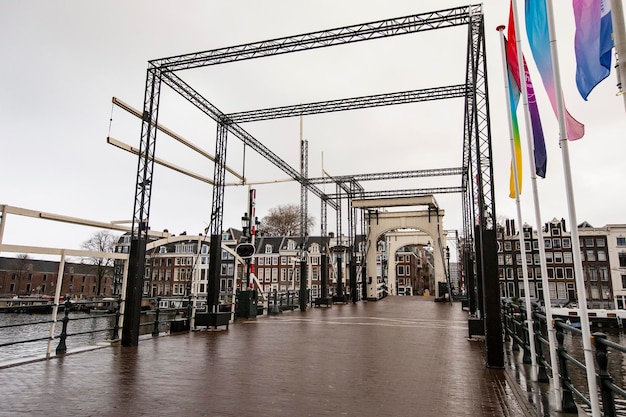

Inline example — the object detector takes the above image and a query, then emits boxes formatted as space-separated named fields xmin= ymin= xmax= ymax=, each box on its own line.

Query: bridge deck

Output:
xmin=1 ymin=297 xmax=575 ymax=416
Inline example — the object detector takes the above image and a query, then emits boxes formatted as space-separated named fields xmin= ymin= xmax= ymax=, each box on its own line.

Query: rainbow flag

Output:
xmin=506 ymin=49 xmax=523 ymax=199
xmin=573 ymin=0 xmax=613 ymax=100
xmin=525 ymin=0 xmax=585 ymax=140
xmin=506 ymin=1 xmax=547 ymax=200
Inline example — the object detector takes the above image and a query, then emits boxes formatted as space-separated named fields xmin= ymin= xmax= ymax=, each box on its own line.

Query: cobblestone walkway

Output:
xmin=0 ymin=297 xmax=579 ymax=416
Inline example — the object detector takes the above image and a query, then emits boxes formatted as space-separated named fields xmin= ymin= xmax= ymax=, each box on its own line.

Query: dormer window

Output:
xmin=287 ymin=240 xmax=296 ymax=250
xmin=265 ymin=244 xmax=273 ymax=254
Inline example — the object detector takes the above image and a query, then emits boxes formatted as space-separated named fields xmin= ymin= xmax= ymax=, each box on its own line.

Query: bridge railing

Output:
xmin=0 ymin=295 xmax=198 ymax=364
xmin=0 ymin=297 xmax=122 ymax=363
xmin=502 ymin=301 xmax=626 ymax=417
xmin=265 ymin=289 xmax=307 ymax=315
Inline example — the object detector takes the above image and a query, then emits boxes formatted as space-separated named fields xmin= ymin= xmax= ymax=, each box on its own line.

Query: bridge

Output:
xmin=0 ymin=4 xmax=580 ymax=416
xmin=0 ymin=297 xmax=559 ymax=417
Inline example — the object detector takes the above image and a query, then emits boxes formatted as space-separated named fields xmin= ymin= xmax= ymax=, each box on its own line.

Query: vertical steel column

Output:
xmin=207 ymin=122 xmax=229 ymax=311
xmin=465 ymin=7 xmax=502 ymax=368
xmin=349 ymin=180 xmax=358 ymax=303
xmin=321 ymin=200 xmax=328 ymax=299
xmin=123 ymin=67 xmax=161 ymax=347
xmin=299 ymin=139 xmax=308 ymax=311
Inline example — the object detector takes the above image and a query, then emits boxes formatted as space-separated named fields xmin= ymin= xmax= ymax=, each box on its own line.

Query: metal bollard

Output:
xmin=56 ymin=299 xmax=72 ymax=355
xmin=112 ymin=295 xmax=122 ymax=340
xmin=521 ymin=307 xmax=532 ymax=364
xmin=593 ymin=332 xmax=617 ymax=417
xmin=533 ymin=318 xmax=549 ymax=383
xmin=270 ymin=289 xmax=281 ymax=315
xmin=152 ymin=297 xmax=161 ymax=336
xmin=555 ymin=319 xmax=577 ymax=413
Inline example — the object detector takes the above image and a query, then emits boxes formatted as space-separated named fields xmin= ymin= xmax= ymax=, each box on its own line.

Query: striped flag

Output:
xmin=573 ymin=0 xmax=614 ymax=100
xmin=507 ymin=0 xmax=547 ymax=191
xmin=525 ymin=0 xmax=585 ymax=140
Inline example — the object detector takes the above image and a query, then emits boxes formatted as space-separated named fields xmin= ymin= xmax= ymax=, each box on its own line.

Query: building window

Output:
xmin=562 ymin=238 xmax=571 ymax=248
xmin=554 ymin=252 xmax=563 ymax=263
xmin=620 ymin=253 xmax=626 ymax=267
xmin=506 ymin=268 xmax=514 ymax=279
xmin=551 ymin=228 xmax=560 ymax=236
xmin=545 ymin=252 xmax=553 ymax=263
xmin=287 ymin=240 xmax=296 ymax=250
xmin=565 ymin=268 xmax=573 ymax=279
xmin=598 ymin=250 xmax=606 ymax=262
xmin=556 ymin=268 xmax=564 ymax=279
xmin=504 ymin=241 xmax=512 ymax=251
xmin=265 ymin=245 xmax=273 ymax=254
xmin=599 ymin=266 xmax=608 ymax=281
xmin=547 ymin=268 xmax=554 ymax=279
xmin=272 ymin=268 xmax=278 ymax=282
xmin=397 ymin=265 xmax=405 ymax=276
xmin=505 ymin=255 xmax=513 ymax=265
xmin=622 ymin=275 xmax=626 ymax=289
xmin=563 ymin=252 xmax=573 ymax=263
xmin=589 ymin=266 xmax=597 ymax=281
xmin=585 ymin=238 xmax=594 ymax=247
xmin=544 ymin=239 xmax=552 ymax=249
xmin=597 ymin=238 xmax=605 ymax=247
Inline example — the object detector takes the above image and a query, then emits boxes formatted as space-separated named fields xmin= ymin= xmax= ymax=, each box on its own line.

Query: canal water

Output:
xmin=559 ymin=327 xmax=626 ymax=416
xmin=0 ymin=311 xmax=173 ymax=363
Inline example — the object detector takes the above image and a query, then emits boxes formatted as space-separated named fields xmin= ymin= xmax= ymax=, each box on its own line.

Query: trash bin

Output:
xmin=170 ymin=318 xmax=189 ymax=333
xmin=236 ymin=290 xmax=258 ymax=318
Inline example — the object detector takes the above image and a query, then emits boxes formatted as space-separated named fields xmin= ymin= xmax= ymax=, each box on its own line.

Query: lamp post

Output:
xmin=333 ymin=245 xmax=347 ymax=302
xmin=241 ymin=213 xmax=251 ymax=288
xmin=446 ymin=245 xmax=452 ymax=302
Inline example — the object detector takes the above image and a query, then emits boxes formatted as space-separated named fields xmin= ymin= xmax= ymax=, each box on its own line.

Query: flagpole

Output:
xmin=545 ymin=1 xmax=601 ymax=415
xmin=497 ymin=24 xmax=538 ymax=381
xmin=510 ymin=0 xmax=561 ymax=404
xmin=610 ymin=0 xmax=626 ymax=110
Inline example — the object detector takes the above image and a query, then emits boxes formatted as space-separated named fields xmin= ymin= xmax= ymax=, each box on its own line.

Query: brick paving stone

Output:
xmin=0 ymin=297 xmax=577 ymax=417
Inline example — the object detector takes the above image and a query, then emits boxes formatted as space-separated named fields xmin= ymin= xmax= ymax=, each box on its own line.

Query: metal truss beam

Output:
xmin=309 ymin=167 xmax=464 ymax=185
xmin=326 ymin=186 xmax=463 ymax=200
xmin=160 ymin=71 xmax=337 ymax=210
xmin=227 ymin=85 xmax=466 ymax=123
xmin=151 ymin=6 xmax=479 ymax=71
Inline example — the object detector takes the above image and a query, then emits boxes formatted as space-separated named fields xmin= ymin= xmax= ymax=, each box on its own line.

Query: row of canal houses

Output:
xmin=113 ymin=229 xmax=436 ymax=304
xmin=496 ymin=218 xmax=626 ymax=309
xmin=0 ymin=229 xmax=436 ymax=302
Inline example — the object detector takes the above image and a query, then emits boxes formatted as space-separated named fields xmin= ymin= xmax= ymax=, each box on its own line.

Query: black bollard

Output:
xmin=112 ymin=295 xmax=122 ymax=340
xmin=56 ymin=299 xmax=72 ymax=355
xmin=555 ymin=319 xmax=578 ymax=413
xmin=593 ymin=332 xmax=617 ymax=417
xmin=270 ymin=289 xmax=281 ymax=315
xmin=533 ymin=318 xmax=549 ymax=383
xmin=152 ymin=297 xmax=161 ymax=336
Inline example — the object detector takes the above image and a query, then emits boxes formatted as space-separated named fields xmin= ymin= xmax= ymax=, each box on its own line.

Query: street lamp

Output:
xmin=446 ymin=245 xmax=452 ymax=301
xmin=333 ymin=245 xmax=347 ymax=302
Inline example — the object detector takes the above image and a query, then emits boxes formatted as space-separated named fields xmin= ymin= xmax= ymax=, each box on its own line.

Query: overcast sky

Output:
xmin=1 ymin=1 xmax=624 ymax=260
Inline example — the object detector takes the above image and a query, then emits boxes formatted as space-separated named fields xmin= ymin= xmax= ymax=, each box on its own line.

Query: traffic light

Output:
xmin=236 ymin=243 xmax=255 ymax=259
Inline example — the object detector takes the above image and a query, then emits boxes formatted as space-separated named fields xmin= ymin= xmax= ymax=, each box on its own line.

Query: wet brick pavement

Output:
xmin=0 ymin=297 xmax=581 ymax=417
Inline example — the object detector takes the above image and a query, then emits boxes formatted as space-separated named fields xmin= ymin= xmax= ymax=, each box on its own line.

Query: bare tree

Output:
xmin=12 ymin=254 xmax=31 ymax=296
xmin=260 ymin=204 xmax=315 ymax=237
xmin=81 ymin=230 xmax=119 ymax=296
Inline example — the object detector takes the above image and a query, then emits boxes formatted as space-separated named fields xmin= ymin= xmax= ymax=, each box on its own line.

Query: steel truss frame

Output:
xmin=125 ymin=4 xmax=500 ymax=366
